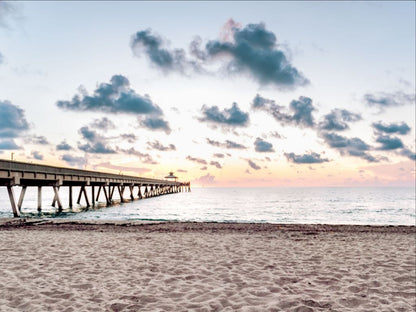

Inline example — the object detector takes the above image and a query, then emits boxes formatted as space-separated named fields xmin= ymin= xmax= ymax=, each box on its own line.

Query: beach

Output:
xmin=0 ymin=220 xmax=415 ymax=312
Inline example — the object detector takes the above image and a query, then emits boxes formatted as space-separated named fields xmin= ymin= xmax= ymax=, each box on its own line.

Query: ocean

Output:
xmin=0 ymin=187 xmax=414 ymax=225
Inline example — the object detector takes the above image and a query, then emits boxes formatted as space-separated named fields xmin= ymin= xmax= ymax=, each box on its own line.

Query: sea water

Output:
xmin=0 ymin=187 xmax=414 ymax=225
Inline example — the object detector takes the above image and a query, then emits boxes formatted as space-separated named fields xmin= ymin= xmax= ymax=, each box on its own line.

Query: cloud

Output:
xmin=91 ymin=117 xmax=116 ymax=131
xmin=200 ymin=20 xmax=308 ymax=88
xmin=210 ymin=161 xmax=222 ymax=169
xmin=401 ymin=149 xmax=416 ymax=161
xmin=252 ymin=94 xmax=315 ymax=128
xmin=25 ymin=135 xmax=49 ymax=145
xmin=78 ymin=126 xmax=116 ymax=154
xmin=200 ymin=102 xmax=249 ymax=128
xmin=132 ymin=20 xmax=308 ymax=89
xmin=177 ymin=169 xmax=188 ymax=173
xmin=0 ymin=52 xmax=3 ymax=65
xmin=186 ymin=156 xmax=207 ymax=165
xmin=375 ymin=135 xmax=404 ymax=150
xmin=147 ymin=140 xmax=176 ymax=151
xmin=117 ymin=147 xmax=158 ymax=165
xmin=321 ymin=132 xmax=379 ymax=162
xmin=248 ymin=159 xmax=261 ymax=170
xmin=206 ymin=138 xmax=247 ymax=149
xmin=139 ymin=116 xmax=171 ymax=134
xmin=213 ymin=153 xmax=225 ymax=158
xmin=120 ymin=133 xmax=137 ymax=143
xmin=0 ymin=100 xmax=30 ymax=138
xmin=372 ymin=121 xmax=411 ymax=135
xmin=268 ymin=131 xmax=284 ymax=139
xmin=319 ymin=109 xmax=361 ymax=131
xmin=284 ymin=152 xmax=329 ymax=164
xmin=131 ymin=29 xmax=190 ymax=73
xmin=61 ymin=154 xmax=86 ymax=168
xmin=0 ymin=1 xmax=17 ymax=28
xmin=364 ymin=91 xmax=415 ymax=109
xmin=288 ymin=97 xmax=315 ymax=128
xmin=193 ymin=173 xmax=216 ymax=186
xmin=56 ymin=141 xmax=73 ymax=151
xmin=56 ymin=75 xmax=162 ymax=115
xmin=0 ymin=139 xmax=20 ymax=150
xmin=31 ymin=151 xmax=43 ymax=160
xmin=254 ymin=137 xmax=274 ymax=152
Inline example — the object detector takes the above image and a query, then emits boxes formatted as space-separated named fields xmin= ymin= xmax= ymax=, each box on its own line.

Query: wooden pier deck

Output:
xmin=0 ymin=159 xmax=190 ymax=217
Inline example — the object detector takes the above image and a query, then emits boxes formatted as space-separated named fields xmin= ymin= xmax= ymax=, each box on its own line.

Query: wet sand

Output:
xmin=0 ymin=219 xmax=415 ymax=311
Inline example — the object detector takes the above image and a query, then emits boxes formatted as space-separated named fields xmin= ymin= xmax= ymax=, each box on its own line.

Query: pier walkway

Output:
xmin=0 ymin=160 xmax=190 ymax=217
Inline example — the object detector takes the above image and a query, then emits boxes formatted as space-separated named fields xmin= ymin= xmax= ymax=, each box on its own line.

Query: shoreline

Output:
xmin=0 ymin=218 xmax=414 ymax=234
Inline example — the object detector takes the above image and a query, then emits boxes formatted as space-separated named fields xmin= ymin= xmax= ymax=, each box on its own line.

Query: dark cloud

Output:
xmin=401 ymin=149 xmax=416 ymax=161
xmin=254 ymin=137 xmax=274 ymax=152
xmin=56 ymin=75 xmax=162 ymax=115
xmin=132 ymin=21 xmax=308 ymax=89
xmin=252 ymin=94 xmax=315 ymax=128
xmin=251 ymin=93 xmax=276 ymax=109
xmin=200 ymin=102 xmax=249 ymax=128
xmin=210 ymin=161 xmax=222 ymax=169
xmin=0 ymin=100 xmax=30 ymax=138
xmin=200 ymin=20 xmax=308 ymax=88
xmin=213 ymin=153 xmax=225 ymax=158
xmin=91 ymin=117 xmax=116 ymax=131
xmin=147 ymin=140 xmax=176 ymax=151
xmin=61 ymin=154 xmax=86 ymax=168
xmin=131 ymin=29 xmax=189 ymax=73
xmin=120 ymin=133 xmax=137 ymax=143
xmin=288 ymin=97 xmax=315 ymax=128
xmin=319 ymin=109 xmax=361 ymax=131
xmin=372 ymin=122 xmax=411 ymax=135
xmin=206 ymin=138 xmax=247 ymax=149
xmin=31 ymin=151 xmax=43 ymax=160
xmin=186 ymin=156 xmax=207 ymax=165
xmin=117 ymin=147 xmax=158 ymax=165
xmin=56 ymin=141 xmax=73 ymax=151
xmin=78 ymin=126 xmax=115 ymax=154
xmin=139 ymin=116 xmax=171 ymax=134
xmin=364 ymin=91 xmax=415 ymax=109
xmin=0 ymin=139 xmax=20 ymax=150
xmin=284 ymin=152 xmax=329 ymax=164
xmin=248 ymin=159 xmax=261 ymax=170
xmin=177 ymin=169 xmax=188 ymax=173
xmin=321 ymin=132 xmax=379 ymax=162
xmin=375 ymin=135 xmax=404 ymax=151
xmin=78 ymin=142 xmax=116 ymax=154
xmin=200 ymin=166 xmax=207 ymax=171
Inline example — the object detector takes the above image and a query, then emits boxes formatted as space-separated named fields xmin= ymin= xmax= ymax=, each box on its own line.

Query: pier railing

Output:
xmin=0 ymin=159 xmax=190 ymax=217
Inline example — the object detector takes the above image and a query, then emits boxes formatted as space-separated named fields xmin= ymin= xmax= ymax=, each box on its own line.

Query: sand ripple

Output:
xmin=0 ymin=222 xmax=414 ymax=311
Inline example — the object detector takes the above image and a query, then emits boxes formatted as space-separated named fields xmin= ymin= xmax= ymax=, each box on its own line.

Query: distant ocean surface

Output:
xmin=0 ymin=187 xmax=414 ymax=225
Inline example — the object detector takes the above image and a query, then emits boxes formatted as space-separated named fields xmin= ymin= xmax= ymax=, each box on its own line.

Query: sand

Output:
xmin=0 ymin=220 xmax=414 ymax=312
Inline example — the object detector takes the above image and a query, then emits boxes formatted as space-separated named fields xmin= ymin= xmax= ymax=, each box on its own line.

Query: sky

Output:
xmin=0 ymin=1 xmax=415 ymax=187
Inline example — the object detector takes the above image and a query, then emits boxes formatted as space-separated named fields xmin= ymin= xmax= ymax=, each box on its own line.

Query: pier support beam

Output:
xmin=138 ymin=185 xmax=142 ymax=199
xmin=7 ymin=185 xmax=19 ymax=217
xmin=17 ymin=186 xmax=27 ymax=212
xmin=52 ymin=186 xmax=63 ymax=212
xmin=37 ymin=186 xmax=42 ymax=212
xmin=69 ymin=186 xmax=73 ymax=208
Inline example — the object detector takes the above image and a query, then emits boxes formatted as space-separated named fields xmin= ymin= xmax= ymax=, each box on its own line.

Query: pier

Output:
xmin=0 ymin=159 xmax=190 ymax=217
